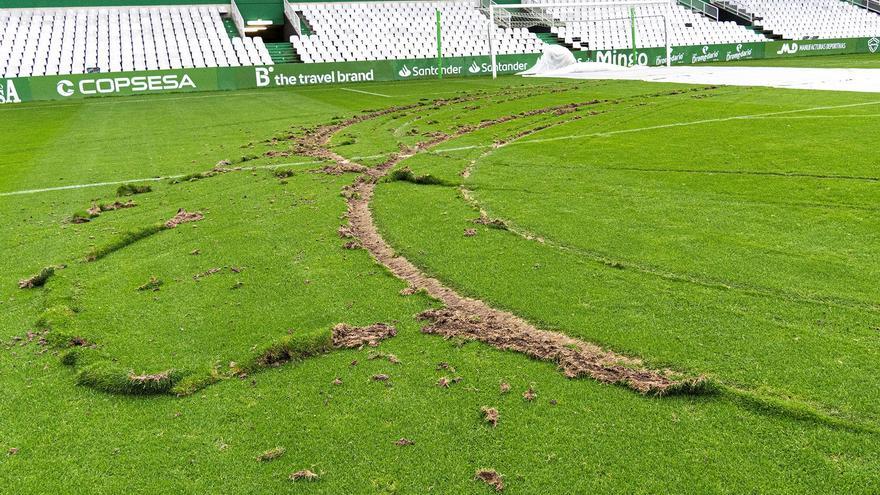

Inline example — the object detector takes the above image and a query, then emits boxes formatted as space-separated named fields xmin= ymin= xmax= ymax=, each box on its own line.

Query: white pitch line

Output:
xmin=341 ymin=87 xmax=392 ymax=98
xmin=6 ymin=100 xmax=878 ymax=197
xmin=0 ymin=152 xmax=393 ymax=198
xmin=434 ymin=99 xmax=880 ymax=153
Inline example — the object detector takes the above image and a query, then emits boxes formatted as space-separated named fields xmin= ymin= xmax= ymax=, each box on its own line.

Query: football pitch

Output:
xmin=1 ymin=55 xmax=879 ymax=493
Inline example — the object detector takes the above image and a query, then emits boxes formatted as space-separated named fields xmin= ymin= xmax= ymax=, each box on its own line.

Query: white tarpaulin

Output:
xmin=526 ymin=63 xmax=880 ymax=93
xmin=519 ymin=45 xmax=578 ymax=76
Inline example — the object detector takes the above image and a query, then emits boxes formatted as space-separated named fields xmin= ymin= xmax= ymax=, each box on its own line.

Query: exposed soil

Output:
xmin=87 ymin=200 xmax=136 ymax=217
xmin=394 ymin=438 xmax=414 ymax=446
xmin=332 ymin=323 xmax=396 ymax=349
xmin=193 ymin=267 xmax=222 ymax=280
xmin=165 ymin=209 xmax=204 ymax=228
xmin=299 ymin=98 xmax=704 ymax=395
xmin=475 ymin=469 xmax=504 ymax=492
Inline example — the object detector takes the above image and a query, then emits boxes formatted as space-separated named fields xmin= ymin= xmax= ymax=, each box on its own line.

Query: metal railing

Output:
xmin=677 ymin=0 xmax=719 ymax=19
xmin=229 ymin=0 xmax=246 ymax=37
xmin=284 ymin=2 xmax=302 ymax=36
xmin=846 ymin=0 xmax=880 ymax=14
xmin=714 ymin=0 xmax=755 ymax=22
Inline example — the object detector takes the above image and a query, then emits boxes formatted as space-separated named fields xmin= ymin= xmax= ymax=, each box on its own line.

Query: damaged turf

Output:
xmin=480 ymin=406 xmax=499 ymax=427
xmin=302 ymin=99 xmax=705 ymax=396
xmin=419 ymin=308 xmax=699 ymax=395
xmin=289 ymin=470 xmax=319 ymax=482
xmin=165 ymin=209 xmax=204 ymax=228
xmin=18 ymin=265 xmax=63 ymax=289
xmin=332 ymin=323 xmax=396 ymax=348
xmin=475 ymin=469 xmax=504 ymax=492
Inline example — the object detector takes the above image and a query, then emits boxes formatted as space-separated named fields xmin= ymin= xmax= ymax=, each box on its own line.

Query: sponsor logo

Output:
xmin=256 ymin=66 xmax=375 ymax=87
xmin=777 ymin=42 xmax=799 ymax=55
xmin=869 ymin=37 xmax=880 ymax=53
xmin=654 ymin=51 xmax=685 ymax=66
xmin=691 ymin=45 xmax=720 ymax=63
xmin=777 ymin=41 xmax=846 ymax=55
xmin=56 ymin=74 xmax=196 ymax=97
xmin=725 ymin=43 xmax=754 ymax=62
xmin=468 ymin=61 xmax=481 ymax=74
xmin=596 ymin=50 xmax=649 ymax=67
xmin=395 ymin=63 xmax=462 ymax=78
xmin=0 ymin=79 xmax=21 ymax=104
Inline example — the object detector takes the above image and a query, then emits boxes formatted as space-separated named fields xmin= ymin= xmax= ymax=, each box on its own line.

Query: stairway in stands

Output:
xmin=221 ymin=16 xmax=239 ymax=38
xmin=265 ymin=42 xmax=300 ymax=64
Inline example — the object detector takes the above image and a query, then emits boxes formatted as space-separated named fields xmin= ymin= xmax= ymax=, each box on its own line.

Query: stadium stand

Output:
xmin=731 ymin=0 xmax=880 ymax=39
xmin=3 ymin=0 xmax=880 ymax=79
xmin=288 ymin=1 xmax=543 ymax=63
xmin=0 ymin=6 xmax=272 ymax=78
xmin=535 ymin=0 xmax=767 ymax=51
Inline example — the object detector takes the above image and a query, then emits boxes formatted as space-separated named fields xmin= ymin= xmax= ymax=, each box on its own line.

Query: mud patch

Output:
xmin=394 ymin=438 xmax=414 ymax=446
xmin=332 ymin=323 xmax=396 ymax=348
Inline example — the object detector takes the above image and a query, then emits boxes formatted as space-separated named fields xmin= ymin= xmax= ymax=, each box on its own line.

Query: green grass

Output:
xmin=1 ymin=72 xmax=879 ymax=493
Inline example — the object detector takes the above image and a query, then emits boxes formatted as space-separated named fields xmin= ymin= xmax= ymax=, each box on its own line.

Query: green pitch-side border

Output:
xmin=1 ymin=37 xmax=878 ymax=104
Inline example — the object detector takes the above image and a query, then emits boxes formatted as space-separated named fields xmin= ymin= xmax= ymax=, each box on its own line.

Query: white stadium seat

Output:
xmin=0 ymin=5 xmax=271 ymax=78
xmin=288 ymin=1 xmax=544 ymax=63
xmin=734 ymin=0 xmax=880 ymax=40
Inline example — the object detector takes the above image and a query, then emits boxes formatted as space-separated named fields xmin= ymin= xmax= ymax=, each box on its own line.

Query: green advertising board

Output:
xmin=0 ymin=54 xmax=540 ymax=104
xmin=3 ymin=37 xmax=880 ymax=105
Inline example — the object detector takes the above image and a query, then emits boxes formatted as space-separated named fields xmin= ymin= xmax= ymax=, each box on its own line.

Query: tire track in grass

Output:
xmin=298 ymin=97 xmax=707 ymax=396
xmin=456 ymin=107 xmax=880 ymax=433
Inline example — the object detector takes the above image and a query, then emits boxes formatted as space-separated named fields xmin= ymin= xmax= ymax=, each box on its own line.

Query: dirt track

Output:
xmin=296 ymin=98 xmax=703 ymax=395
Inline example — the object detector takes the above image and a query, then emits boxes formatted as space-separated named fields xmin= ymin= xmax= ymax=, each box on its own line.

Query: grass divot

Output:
xmin=137 ymin=276 xmax=163 ymax=292
xmin=116 ymin=183 xmax=152 ymax=197
xmin=256 ymin=447 xmax=286 ymax=462
xmin=76 ymin=362 xmax=185 ymax=395
xmin=289 ymin=470 xmax=320 ymax=482
xmin=474 ymin=469 xmax=504 ymax=492
xmin=480 ymin=406 xmax=499 ymax=427
xmin=18 ymin=265 xmax=63 ymax=289
xmin=387 ymin=167 xmax=451 ymax=186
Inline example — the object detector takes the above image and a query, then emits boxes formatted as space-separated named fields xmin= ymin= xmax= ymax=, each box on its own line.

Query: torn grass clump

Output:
xmin=475 ymin=469 xmax=504 ymax=492
xmin=289 ymin=470 xmax=319 ymax=482
xmin=273 ymin=168 xmax=295 ymax=179
xmin=387 ymin=167 xmax=449 ymax=186
xmin=76 ymin=362 xmax=185 ymax=395
xmin=137 ymin=276 xmax=163 ymax=292
xmin=247 ymin=329 xmax=333 ymax=370
xmin=18 ymin=265 xmax=60 ymax=289
xmin=116 ymin=183 xmax=152 ymax=197
xmin=256 ymin=447 xmax=286 ymax=462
